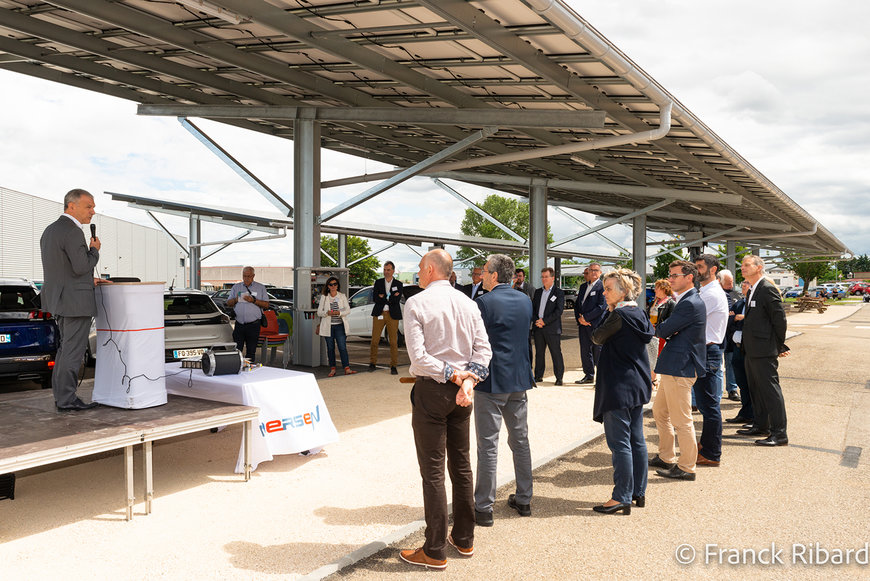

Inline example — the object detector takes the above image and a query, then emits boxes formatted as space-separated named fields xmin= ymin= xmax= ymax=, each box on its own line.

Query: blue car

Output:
xmin=784 ymin=288 xmax=803 ymax=298
xmin=0 ymin=279 xmax=58 ymax=389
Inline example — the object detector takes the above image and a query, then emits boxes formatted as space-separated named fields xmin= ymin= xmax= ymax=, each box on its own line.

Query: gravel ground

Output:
xmin=1 ymin=306 xmax=867 ymax=580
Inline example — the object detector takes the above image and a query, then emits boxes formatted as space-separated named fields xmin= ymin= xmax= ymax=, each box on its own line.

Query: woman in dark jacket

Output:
xmin=591 ymin=268 xmax=655 ymax=515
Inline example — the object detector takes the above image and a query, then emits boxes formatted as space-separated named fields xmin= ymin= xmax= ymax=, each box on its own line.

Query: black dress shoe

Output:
xmin=755 ymin=434 xmax=788 ymax=447
xmin=574 ymin=375 xmax=594 ymax=385
xmin=534 ymin=377 xmax=543 ymax=383
xmin=656 ymin=465 xmax=696 ymax=481
xmin=57 ymin=398 xmax=99 ymax=411
xmin=368 ymin=363 xmax=376 ymax=371
xmin=593 ymin=502 xmax=631 ymax=515
xmin=736 ymin=427 xmax=770 ymax=436
xmin=648 ymin=455 xmax=675 ymax=470
xmin=725 ymin=416 xmax=750 ymax=424
xmin=632 ymin=495 xmax=645 ymax=507
xmin=508 ymin=494 xmax=531 ymax=516
xmin=390 ymin=366 xmax=398 ymax=375
xmin=475 ymin=510 xmax=493 ymax=527
xmin=727 ymin=392 xmax=741 ymax=402
xmin=554 ymin=380 xmax=563 ymax=386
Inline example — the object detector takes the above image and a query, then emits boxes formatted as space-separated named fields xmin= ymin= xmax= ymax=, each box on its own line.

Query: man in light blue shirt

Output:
xmin=226 ymin=266 xmax=269 ymax=362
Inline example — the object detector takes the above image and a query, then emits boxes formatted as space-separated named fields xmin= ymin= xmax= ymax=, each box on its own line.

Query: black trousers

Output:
xmin=533 ymin=329 xmax=564 ymax=382
xmin=577 ymin=324 xmax=601 ymax=377
xmin=232 ymin=320 xmax=261 ymax=362
xmin=744 ymin=354 xmax=787 ymax=435
xmin=411 ymin=378 xmax=475 ymax=560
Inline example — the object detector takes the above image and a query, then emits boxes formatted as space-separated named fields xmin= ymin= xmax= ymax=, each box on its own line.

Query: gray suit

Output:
xmin=40 ymin=215 xmax=99 ymax=406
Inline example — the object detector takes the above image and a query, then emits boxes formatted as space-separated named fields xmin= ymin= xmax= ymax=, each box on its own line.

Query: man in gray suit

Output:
xmin=40 ymin=189 xmax=103 ymax=410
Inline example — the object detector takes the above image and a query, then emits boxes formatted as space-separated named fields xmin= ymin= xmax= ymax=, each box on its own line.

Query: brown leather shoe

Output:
xmin=400 ymin=548 xmax=447 ymax=569
xmin=448 ymin=534 xmax=474 ymax=557
xmin=696 ymin=455 xmax=720 ymax=467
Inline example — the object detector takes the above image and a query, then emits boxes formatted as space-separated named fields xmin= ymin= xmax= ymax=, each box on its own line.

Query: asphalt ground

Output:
xmin=326 ymin=304 xmax=870 ymax=580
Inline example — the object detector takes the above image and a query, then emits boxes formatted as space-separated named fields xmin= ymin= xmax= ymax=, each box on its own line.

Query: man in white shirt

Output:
xmin=226 ymin=266 xmax=270 ymax=362
xmin=400 ymin=249 xmax=492 ymax=570
xmin=693 ymin=254 xmax=729 ymax=466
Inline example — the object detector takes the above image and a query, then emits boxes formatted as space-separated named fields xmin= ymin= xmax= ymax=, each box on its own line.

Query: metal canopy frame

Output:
xmin=0 ymin=0 xmax=847 ymax=257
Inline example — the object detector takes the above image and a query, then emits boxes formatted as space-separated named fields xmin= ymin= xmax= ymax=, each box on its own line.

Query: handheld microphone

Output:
xmin=90 ymin=224 xmax=97 ymax=240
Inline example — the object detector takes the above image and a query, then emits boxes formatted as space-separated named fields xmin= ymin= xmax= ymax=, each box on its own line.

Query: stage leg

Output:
xmin=125 ymin=445 xmax=134 ymax=521
xmin=144 ymin=441 xmax=153 ymax=515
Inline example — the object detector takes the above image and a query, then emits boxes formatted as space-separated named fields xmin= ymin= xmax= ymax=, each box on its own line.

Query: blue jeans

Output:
xmin=602 ymin=406 xmax=647 ymax=504
xmin=324 ymin=323 xmax=349 ymax=368
xmin=693 ymin=344 xmax=723 ymax=461
xmin=723 ymin=350 xmax=739 ymax=394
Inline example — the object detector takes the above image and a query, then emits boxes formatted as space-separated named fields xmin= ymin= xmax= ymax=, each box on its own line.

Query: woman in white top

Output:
xmin=317 ymin=276 xmax=356 ymax=377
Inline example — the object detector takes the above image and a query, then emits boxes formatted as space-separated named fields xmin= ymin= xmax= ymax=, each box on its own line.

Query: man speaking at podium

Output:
xmin=40 ymin=188 xmax=103 ymax=411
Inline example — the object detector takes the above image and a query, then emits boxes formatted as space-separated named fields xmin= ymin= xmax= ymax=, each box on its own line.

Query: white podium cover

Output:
xmin=164 ymin=362 xmax=339 ymax=472
xmin=93 ymin=283 xmax=167 ymax=409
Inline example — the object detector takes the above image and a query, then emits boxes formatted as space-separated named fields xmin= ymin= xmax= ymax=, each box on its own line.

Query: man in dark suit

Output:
xmin=531 ymin=267 xmax=565 ymax=385
xmin=574 ymin=262 xmax=606 ymax=384
xmin=473 ymin=254 xmax=536 ymax=526
xmin=736 ymin=255 xmax=790 ymax=446
xmin=650 ymin=260 xmax=707 ymax=481
xmin=512 ymin=268 xmax=534 ymax=299
xmin=39 ymin=189 xmax=103 ymax=411
xmin=370 ymin=261 xmax=403 ymax=374
xmin=463 ymin=266 xmax=487 ymax=300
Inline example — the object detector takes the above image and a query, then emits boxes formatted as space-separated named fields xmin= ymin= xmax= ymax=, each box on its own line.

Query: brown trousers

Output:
xmin=652 ymin=373 xmax=698 ymax=473
xmin=370 ymin=312 xmax=399 ymax=367
xmin=411 ymin=377 xmax=475 ymax=560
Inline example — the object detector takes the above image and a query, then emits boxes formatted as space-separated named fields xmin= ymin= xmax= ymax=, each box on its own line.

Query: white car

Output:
xmin=346 ymin=286 xmax=406 ymax=341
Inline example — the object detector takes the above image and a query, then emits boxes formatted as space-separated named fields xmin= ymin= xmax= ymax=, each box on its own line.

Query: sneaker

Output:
xmin=447 ymin=534 xmax=474 ymax=557
xmin=399 ymin=548 xmax=447 ymax=570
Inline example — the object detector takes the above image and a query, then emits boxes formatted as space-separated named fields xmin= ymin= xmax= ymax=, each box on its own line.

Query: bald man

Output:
xmin=400 ymin=249 xmax=492 ymax=570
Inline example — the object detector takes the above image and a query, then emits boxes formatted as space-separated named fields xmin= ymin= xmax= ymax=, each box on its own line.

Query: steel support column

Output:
xmin=726 ymin=241 xmax=736 ymax=274
xmin=338 ymin=234 xmax=347 ymax=268
xmin=188 ymin=214 xmax=201 ymax=289
xmin=529 ymin=184 xmax=548 ymax=289
xmin=293 ymin=118 xmax=321 ymax=366
xmin=633 ymin=215 xmax=647 ymax=282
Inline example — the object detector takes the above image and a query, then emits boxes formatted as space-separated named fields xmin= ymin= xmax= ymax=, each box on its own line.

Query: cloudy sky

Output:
xmin=0 ymin=0 xmax=867 ymax=277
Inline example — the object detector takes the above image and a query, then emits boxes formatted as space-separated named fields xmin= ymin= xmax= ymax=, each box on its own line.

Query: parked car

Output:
xmin=849 ymin=282 xmax=870 ymax=295
xmin=0 ymin=278 xmax=57 ymax=389
xmin=268 ymin=287 xmax=294 ymax=304
xmin=346 ymin=285 xmax=405 ymax=342
xmin=89 ymin=289 xmax=233 ymax=362
xmin=784 ymin=287 xmax=804 ymax=298
xmin=820 ymin=283 xmax=846 ymax=299
xmin=210 ymin=288 xmax=292 ymax=318
xmin=563 ymin=288 xmax=578 ymax=310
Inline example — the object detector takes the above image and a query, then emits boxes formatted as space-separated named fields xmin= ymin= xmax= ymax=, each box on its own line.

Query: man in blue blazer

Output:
xmin=574 ymin=263 xmax=607 ymax=384
xmin=649 ymin=260 xmax=707 ymax=481
xmin=473 ymin=254 xmax=536 ymax=525
xmin=39 ymin=189 xmax=103 ymax=411
xmin=531 ymin=267 xmax=565 ymax=385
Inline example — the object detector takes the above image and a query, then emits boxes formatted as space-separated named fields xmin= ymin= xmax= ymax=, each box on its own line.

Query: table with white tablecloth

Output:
xmin=164 ymin=363 xmax=338 ymax=472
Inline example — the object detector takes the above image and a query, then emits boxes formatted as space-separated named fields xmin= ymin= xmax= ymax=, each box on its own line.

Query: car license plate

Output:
xmin=0 ymin=334 xmax=10 ymax=343
xmin=173 ymin=348 xmax=205 ymax=358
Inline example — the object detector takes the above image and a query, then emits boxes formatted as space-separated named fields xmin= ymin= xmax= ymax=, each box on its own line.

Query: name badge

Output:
xmin=590 ymin=291 xmax=597 ymax=296
xmin=392 ymin=286 xmax=398 ymax=292
xmin=550 ymin=295 xmax=557 ymax=302
xmin=750 ymin=300 xmax=756 ymax=307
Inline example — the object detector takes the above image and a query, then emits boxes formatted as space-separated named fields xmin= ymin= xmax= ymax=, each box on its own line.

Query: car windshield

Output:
xmin=164 ymin=294 xmax=217 ymax=315
xmin=0 ymin=286 xmax=38 ymax=311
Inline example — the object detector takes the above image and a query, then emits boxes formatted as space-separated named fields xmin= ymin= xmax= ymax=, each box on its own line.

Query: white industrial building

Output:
xmin=1 ymin=186 xmax=187 ymax=285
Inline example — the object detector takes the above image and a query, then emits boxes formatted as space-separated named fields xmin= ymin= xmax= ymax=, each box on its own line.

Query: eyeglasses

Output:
xmin=667 ymin=273 xmax=688 ymax=279
xmin=327 ymin=282 xmax=338 ymax=286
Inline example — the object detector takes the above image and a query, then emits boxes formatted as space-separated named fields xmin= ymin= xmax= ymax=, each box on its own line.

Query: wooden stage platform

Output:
xmin=0 ymin=388 xmax=258 ymax=520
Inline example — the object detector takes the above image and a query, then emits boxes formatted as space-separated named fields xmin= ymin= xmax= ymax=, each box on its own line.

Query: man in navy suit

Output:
xmin=463 ymin=266 xmax=487 ymax=300
xmin=649 ymin=260 xmax=707 ymax=481
xmin=574 ymin=263 xmax=607 ymax=384
xmin=473 ymin=254 xmax=536 ymax=526
xmin=531 ymin=267 xmax=565 ymax=385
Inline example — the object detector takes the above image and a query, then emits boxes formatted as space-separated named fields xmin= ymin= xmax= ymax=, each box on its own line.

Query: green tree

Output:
xmin=319 ymin=235 xmax=380 ymax=285
xmin=651 ymin=244 xmax=687 ymax=281
xmin=458 ymin=194 xmax=552 ymax=267
xmin=713 ymin=244 xmax=752 ymax=282
xmin=837 ymin=254 xmax=870 ymax=278
xmin=779 ymin=253 xmax=834 ymax=293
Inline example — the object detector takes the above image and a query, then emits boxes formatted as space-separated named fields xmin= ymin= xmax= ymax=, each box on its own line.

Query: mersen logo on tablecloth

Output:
xmin=259 ymin=405 xmax=322 ymax=436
